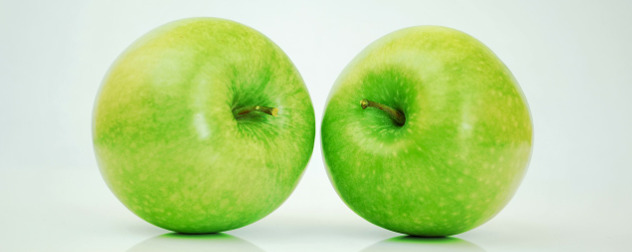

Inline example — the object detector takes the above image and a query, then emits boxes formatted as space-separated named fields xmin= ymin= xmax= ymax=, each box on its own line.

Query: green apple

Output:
xmin=322 ymin=26 xmax=532 ymax=237
xmin=93 ymin=18 xmax=315 ymax=233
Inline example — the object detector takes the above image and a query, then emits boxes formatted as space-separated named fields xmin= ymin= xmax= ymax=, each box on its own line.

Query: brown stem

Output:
xmin=360 ymin=99 xmax=405 ymax=126
xmin=233 ymin=105 xmax=278 ymax=118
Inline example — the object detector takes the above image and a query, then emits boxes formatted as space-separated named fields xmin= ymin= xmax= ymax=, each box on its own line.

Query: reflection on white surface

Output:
xmin=127 ymin=233 xmax=264 ymax=252
xmin=361 ymin=236 xmax=485 ymax=252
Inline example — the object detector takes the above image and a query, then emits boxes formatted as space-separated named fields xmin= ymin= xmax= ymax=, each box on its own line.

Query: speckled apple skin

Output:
xmin=322 ymin=26 xmax=532 ymax=236
xmin=93 ymin=18 xmax=315 ymax=233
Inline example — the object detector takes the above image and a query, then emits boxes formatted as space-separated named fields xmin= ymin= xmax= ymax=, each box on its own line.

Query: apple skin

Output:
xmin=322 ymin=26 xmax=532 ymax=237
xmin=93 ymin=18 xmax=315 ymax=233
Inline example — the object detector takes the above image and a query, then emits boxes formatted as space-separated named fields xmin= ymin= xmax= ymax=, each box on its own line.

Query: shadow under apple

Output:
xmin=127 ymin=232 xmax=264 ymax=252
xmin=361 ymin=235 xmax=486 ymax=252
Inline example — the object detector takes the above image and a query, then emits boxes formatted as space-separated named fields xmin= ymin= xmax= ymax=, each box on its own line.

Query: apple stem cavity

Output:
xmin=233 ymin=105 xmax=279 ymax=119
xmin=360 ymin=99 xmax=406 ymax=126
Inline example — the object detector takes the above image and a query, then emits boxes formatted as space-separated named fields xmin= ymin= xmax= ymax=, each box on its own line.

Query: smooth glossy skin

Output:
xmin=322 ymin=26 xmax=532 ymax=236
xmin=93 ymin=18 xmax=315 ymax=233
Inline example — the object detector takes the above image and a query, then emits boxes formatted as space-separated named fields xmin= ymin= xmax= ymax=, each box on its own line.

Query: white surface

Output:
xmin=1 ymin=0 xmax=631 ymax=251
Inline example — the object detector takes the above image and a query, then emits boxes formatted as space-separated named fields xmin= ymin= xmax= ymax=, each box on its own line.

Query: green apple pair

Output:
xmin=93 ymin=18 xmax=532 ymax=237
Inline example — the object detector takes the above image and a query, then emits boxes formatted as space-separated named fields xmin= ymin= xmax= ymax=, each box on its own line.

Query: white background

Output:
xmin=1 ymin=0 xmax=631 ymax=251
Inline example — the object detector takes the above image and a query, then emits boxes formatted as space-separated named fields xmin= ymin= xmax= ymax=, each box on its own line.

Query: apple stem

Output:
xmin=360 ymin=99 xmax=406 ymax=126
xmin=233 ymin=105 xmax=279 ymax=119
